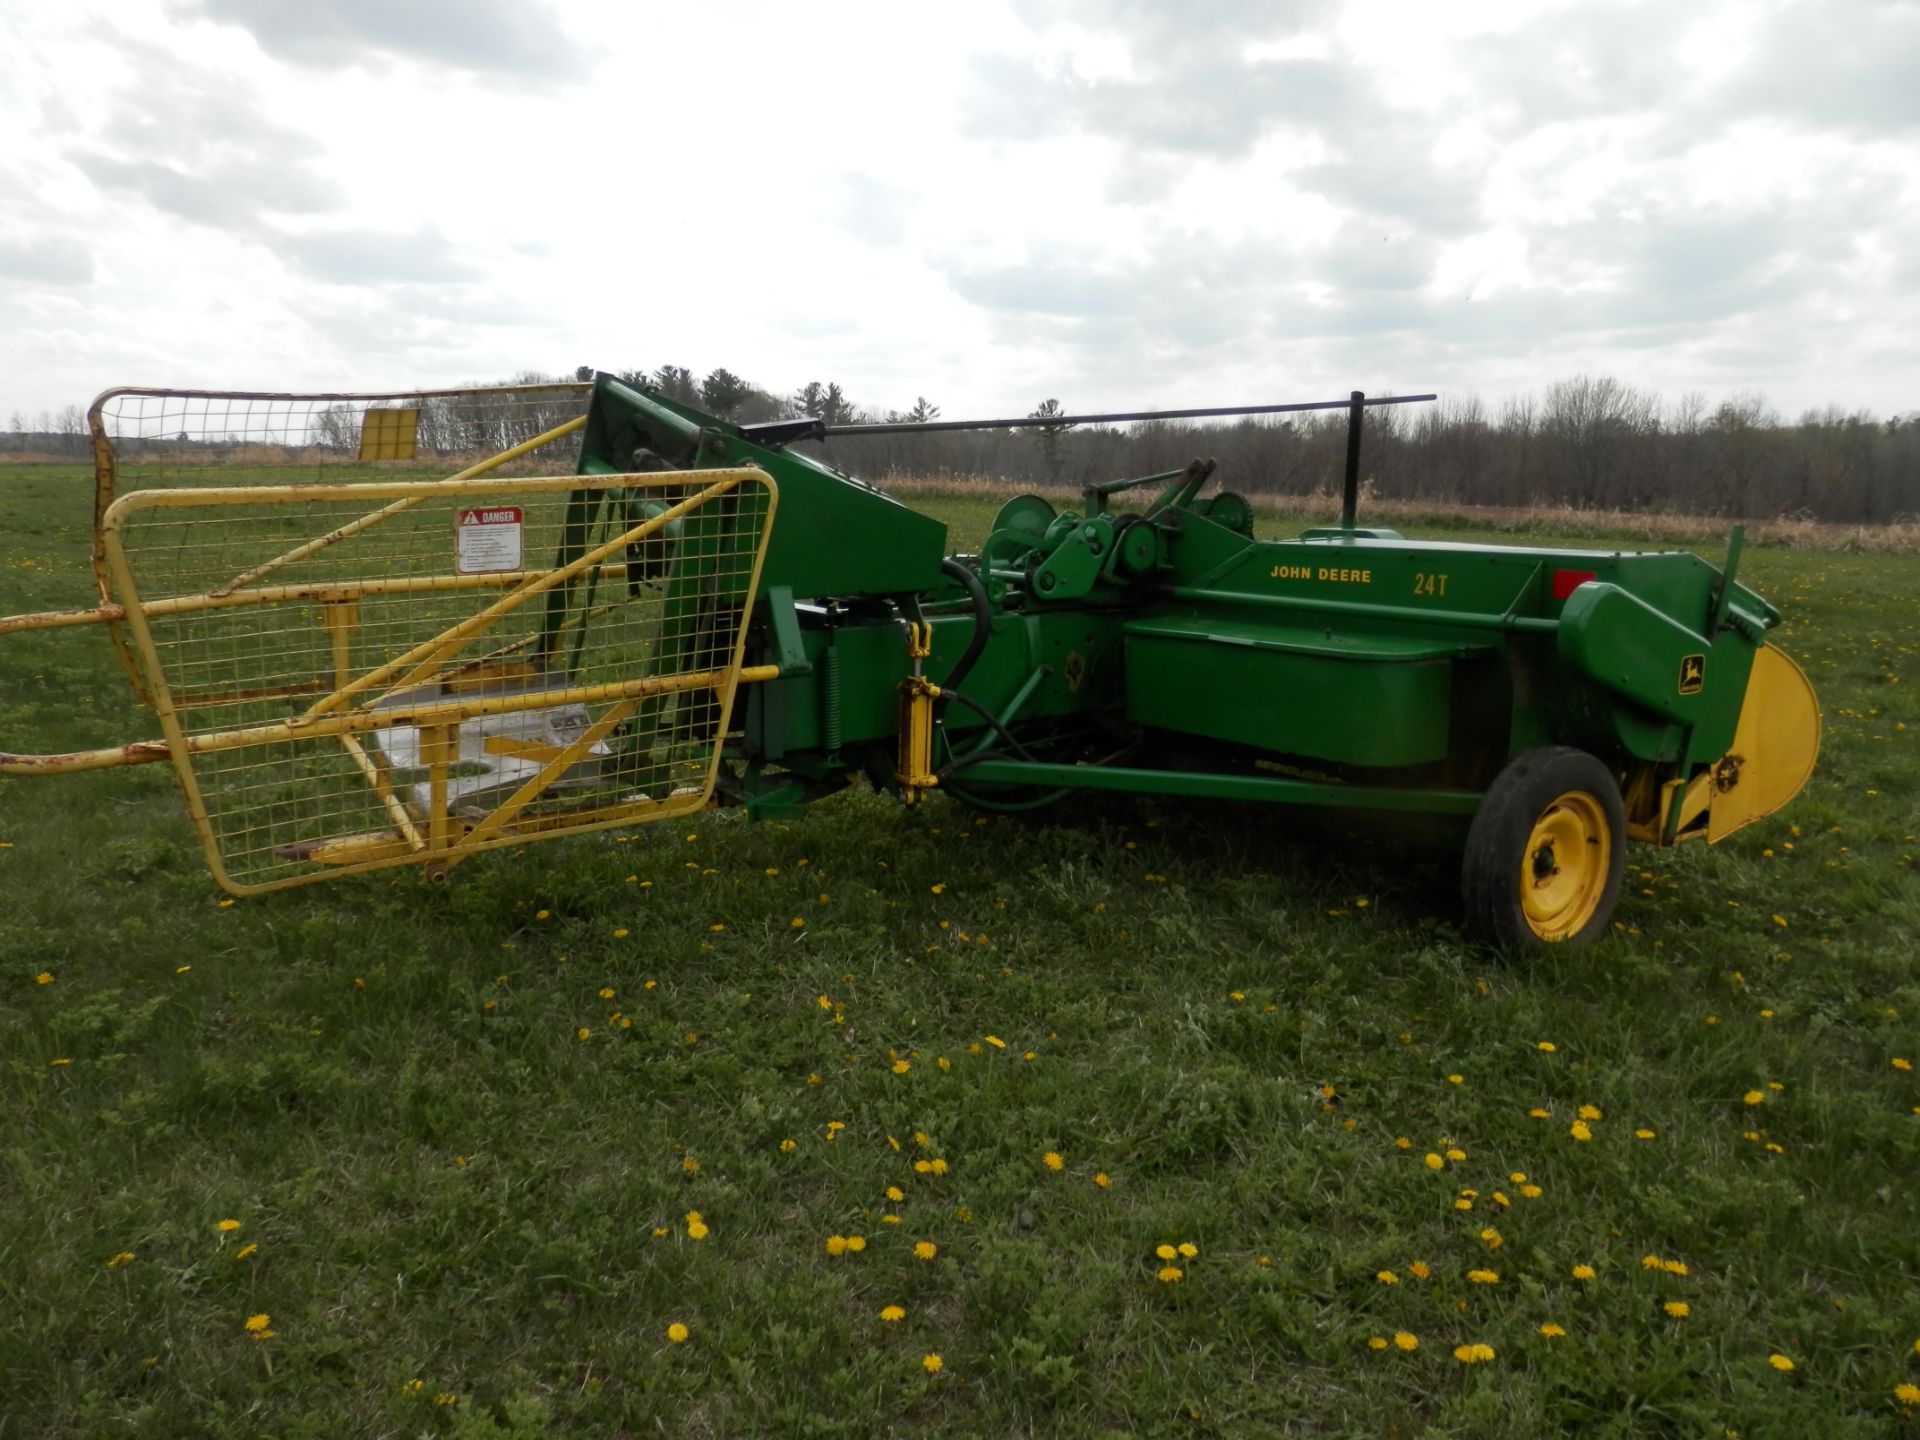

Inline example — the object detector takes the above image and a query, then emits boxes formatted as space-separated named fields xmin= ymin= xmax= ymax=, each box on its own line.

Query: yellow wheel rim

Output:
xmin=1519 ymin=791 xmax=1611 ymax=942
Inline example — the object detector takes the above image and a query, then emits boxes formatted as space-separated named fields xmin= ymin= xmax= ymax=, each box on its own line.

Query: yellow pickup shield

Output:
xmin=1706 ymin=643 xmax=1821 ymax=841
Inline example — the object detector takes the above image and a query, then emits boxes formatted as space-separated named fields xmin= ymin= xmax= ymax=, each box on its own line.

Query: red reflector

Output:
xmin=1552 ymin=569 xmax=1596 ymax=601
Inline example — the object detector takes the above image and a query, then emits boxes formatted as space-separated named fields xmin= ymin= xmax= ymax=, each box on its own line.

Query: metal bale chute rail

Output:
xmin=2 ymin=375 xmax=1822 ymax=947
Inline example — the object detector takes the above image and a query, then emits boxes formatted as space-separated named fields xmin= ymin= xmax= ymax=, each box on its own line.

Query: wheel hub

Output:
xmin=1519 ymin=791 xmax=1610 ymax=942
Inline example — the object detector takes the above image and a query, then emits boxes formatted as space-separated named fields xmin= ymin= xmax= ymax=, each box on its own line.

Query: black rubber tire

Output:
xmin=1461 ymin=746 xmax=1626 ymax=951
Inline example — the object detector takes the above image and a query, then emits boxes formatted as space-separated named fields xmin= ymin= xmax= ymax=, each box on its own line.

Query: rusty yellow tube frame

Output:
xmin=74 ymin=466 xmax=778 ymax=894
xmin=3 ymin=468 xmax=775 ymax=769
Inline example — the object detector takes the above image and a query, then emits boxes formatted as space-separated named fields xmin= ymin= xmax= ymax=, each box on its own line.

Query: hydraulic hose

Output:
xmin=938 ymin=557 xmax=992 ymax=694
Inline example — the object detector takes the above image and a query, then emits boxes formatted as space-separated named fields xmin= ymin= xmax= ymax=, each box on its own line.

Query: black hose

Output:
xmin=939 ymin=557 xmax=992 ymax=694
xmin=937 ymin=687 xmax=1042 ymax=764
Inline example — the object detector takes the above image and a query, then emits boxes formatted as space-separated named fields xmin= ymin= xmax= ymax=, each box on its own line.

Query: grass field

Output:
xmin=3 ymin=465 xmax=1918 ymax=1438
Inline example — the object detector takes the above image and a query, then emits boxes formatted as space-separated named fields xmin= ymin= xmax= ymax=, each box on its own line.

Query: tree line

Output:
xmin=5 ymin=370 xmax=1915 ymax=524
xmin=590 ymin=366 xmax=1920 ymax=525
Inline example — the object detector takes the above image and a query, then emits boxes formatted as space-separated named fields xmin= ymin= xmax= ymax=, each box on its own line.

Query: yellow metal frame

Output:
xmin=79 ymin=383 xmax=592 ymax=706
xmin=4 ymin=467 xmax=779 ymax=893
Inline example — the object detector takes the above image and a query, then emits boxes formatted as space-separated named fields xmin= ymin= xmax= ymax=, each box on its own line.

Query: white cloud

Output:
xmin=0 ymin=0 xmax=1916 ymax=424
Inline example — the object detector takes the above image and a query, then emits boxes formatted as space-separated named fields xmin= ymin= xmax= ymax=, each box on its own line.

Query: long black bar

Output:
xmin=1342 ymin=390 xmax=1365 ymax=530
xmin=821 ymin=392 xmax=1436 ymax=437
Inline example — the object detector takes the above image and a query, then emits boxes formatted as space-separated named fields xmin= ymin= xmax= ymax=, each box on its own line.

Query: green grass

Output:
xmin=3 ymin=466 xmax=1919 ymax=1438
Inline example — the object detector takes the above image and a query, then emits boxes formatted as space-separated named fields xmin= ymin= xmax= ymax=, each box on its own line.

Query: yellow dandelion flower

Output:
xmin=1894 ymin=1058 xmax=1913 ymax=1072
xmin=1453 ymin=1343 xmax=1495 ymax=1364
xmin=880 ymin=1305 xmax=906 ymax=1323
xmin=1635 ymin=1128 xmax=1656 ymax=1140
xmin=666 ymin=1322 xmax=689 ymax=1343
xmin=217 ymin=1219 xmax=242 ymax=1233
xmin=1157 ymin=1265 xmax=1182 ymax=1283
xmin=1409 ymin=1261 xmax=1431 ymax=1280
xmin=1395 ymin=1136 xmax=1411 ymax=1150
xmin=1467 ymin=1269 xmax=1500 ymax=1285
xmin=1744 ymin=1090 xmax=1765 ymax=1105
xmin=1665 ymin=1301 xmax=1690 ymax=1318
xmin=1454 ymin=1198 xmax=1474 ymax=1211
xmin=1529 ymin=1107 xmax=1551 ymax=1118
xmin=686 ymin=1221 xmax=709 ymax=1241
xmin=1177 ymin=1242 xmax=1198 ymax=1258
xmin=244 ymin=1314 xmax=271 ymax=1333
xmin=105 ymin=1252 xmax=135 ymax=1269
xmin=1448 ymin=1074 xmax=1464 ymax=1085
xmin=681 ymin=1156 xmax=700 ymax=1175
xmin=577 ymin=1027 xmax=592 ymax=1042
xmin=847 ymin=1236 xmax=866 ymax=1253
xmin=598 ymin=987 xmax=615 ymax=999
xmin=1156 ymin=1244 xmax=1177 ymax=1260
xmin=1480 ymin=1228 xmax=1503 ymax=1249
xmin=1662 ymin=1259 xmax=1689 ymax=1276
xmin=1521 ymin=1183 xmax=1543 ymax=1198
xmin=1895 ymin=1383 xmax=1920 ymax=1405
xmin=1768 ymin=1354 xmax=1795 ymax=1372
xmin=886 ymin=1185 xmax=905 ymax=1202
xmin=1540 ymin=1322 xmax=1567 ymax=1337
xmin=1445 ymin=1147 xmax=1467 ymax=1162
xmin=1572 ymin=1264 xmax=1596 ymax=1281
xmin=984 ymin=1035 xmax=1005 ymax=1049
xmin=1043 ymin=1151 xmax=1064 ymax=1171
xmin=929 ymin=1159 xmax=948 ymax=1176
xmin=1368 ymin=1336 xmax=1388 ymax=1350
xmin=234 ymin=1244 xmax=258 ymax=1261
xmin=826 ymin=1235 xmax=848 ymax=1256
xmin=1424 ymin=1152 xmax=1445 ymax=1171
xmin=1537 ymin=1041 xmax=1556 ymax=1052
xmin=914 ymin=1241 xmax=937 ymax=1261
xmin=921 ymin=1353 xmax=943 ymax=1373
xmin=35 ymin=972 xmax=54 ymax=985
xmin=892 ymin=1060 xmax=910 ymax=1074
xmin=1641 ymin=1254 xmax=1664 ymax=1270
xmin=1093 ymin=1172 xmax=1111 ymax=1188
xmin=1394 ymin=1331 xmax=1419 ymax=1351
xmin=1569 ymin=1120 xmax=1593 ymax=1142
xmin=780 ymin=1138 xmax=797 ymax=1153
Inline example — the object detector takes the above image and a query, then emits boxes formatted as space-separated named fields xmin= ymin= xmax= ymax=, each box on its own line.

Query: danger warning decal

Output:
xmin=455 ymin=506 xmax=523 ymax=574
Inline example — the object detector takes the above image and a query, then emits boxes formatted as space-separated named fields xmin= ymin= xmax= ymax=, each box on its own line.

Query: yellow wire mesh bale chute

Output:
xmin=98 ymin=468 xmax=777 ymax=894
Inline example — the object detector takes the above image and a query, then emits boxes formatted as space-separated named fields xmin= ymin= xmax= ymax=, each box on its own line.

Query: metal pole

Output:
xmin=1341 ymin=390 xmax=1364 ymax=530
xmin=822 ymin=393 xmax=1434 ymax=437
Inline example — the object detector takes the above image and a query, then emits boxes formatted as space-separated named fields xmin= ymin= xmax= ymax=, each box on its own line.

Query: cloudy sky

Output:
xmin=2 ymin=0 xmax=1916 ymax=423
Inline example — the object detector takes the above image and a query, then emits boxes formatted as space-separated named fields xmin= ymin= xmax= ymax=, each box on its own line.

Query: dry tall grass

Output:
xmin=878 ymin=473 xmax=1920 ymax=554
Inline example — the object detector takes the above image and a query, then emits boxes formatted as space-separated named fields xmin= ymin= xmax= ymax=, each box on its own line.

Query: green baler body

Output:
xmin=576 ymin=376 xmax=1782 ymax=821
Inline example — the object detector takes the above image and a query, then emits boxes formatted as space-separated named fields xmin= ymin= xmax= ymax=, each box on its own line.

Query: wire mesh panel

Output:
xmin=98 ymin=469 xmax=775 ymax=894
xmin=91 ymin=384 xmax=593 ymax=498
xmin=84 ymin=385 xmax=597 ymax=704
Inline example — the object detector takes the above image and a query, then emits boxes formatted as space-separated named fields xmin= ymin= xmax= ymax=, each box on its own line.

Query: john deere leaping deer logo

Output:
xmin=1678 ymin=653 xmax=1706 ymax=695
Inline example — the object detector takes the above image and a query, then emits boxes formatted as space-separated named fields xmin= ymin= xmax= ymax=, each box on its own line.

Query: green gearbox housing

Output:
xmin=575 ymin=375 xmax=1822 ymax=950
